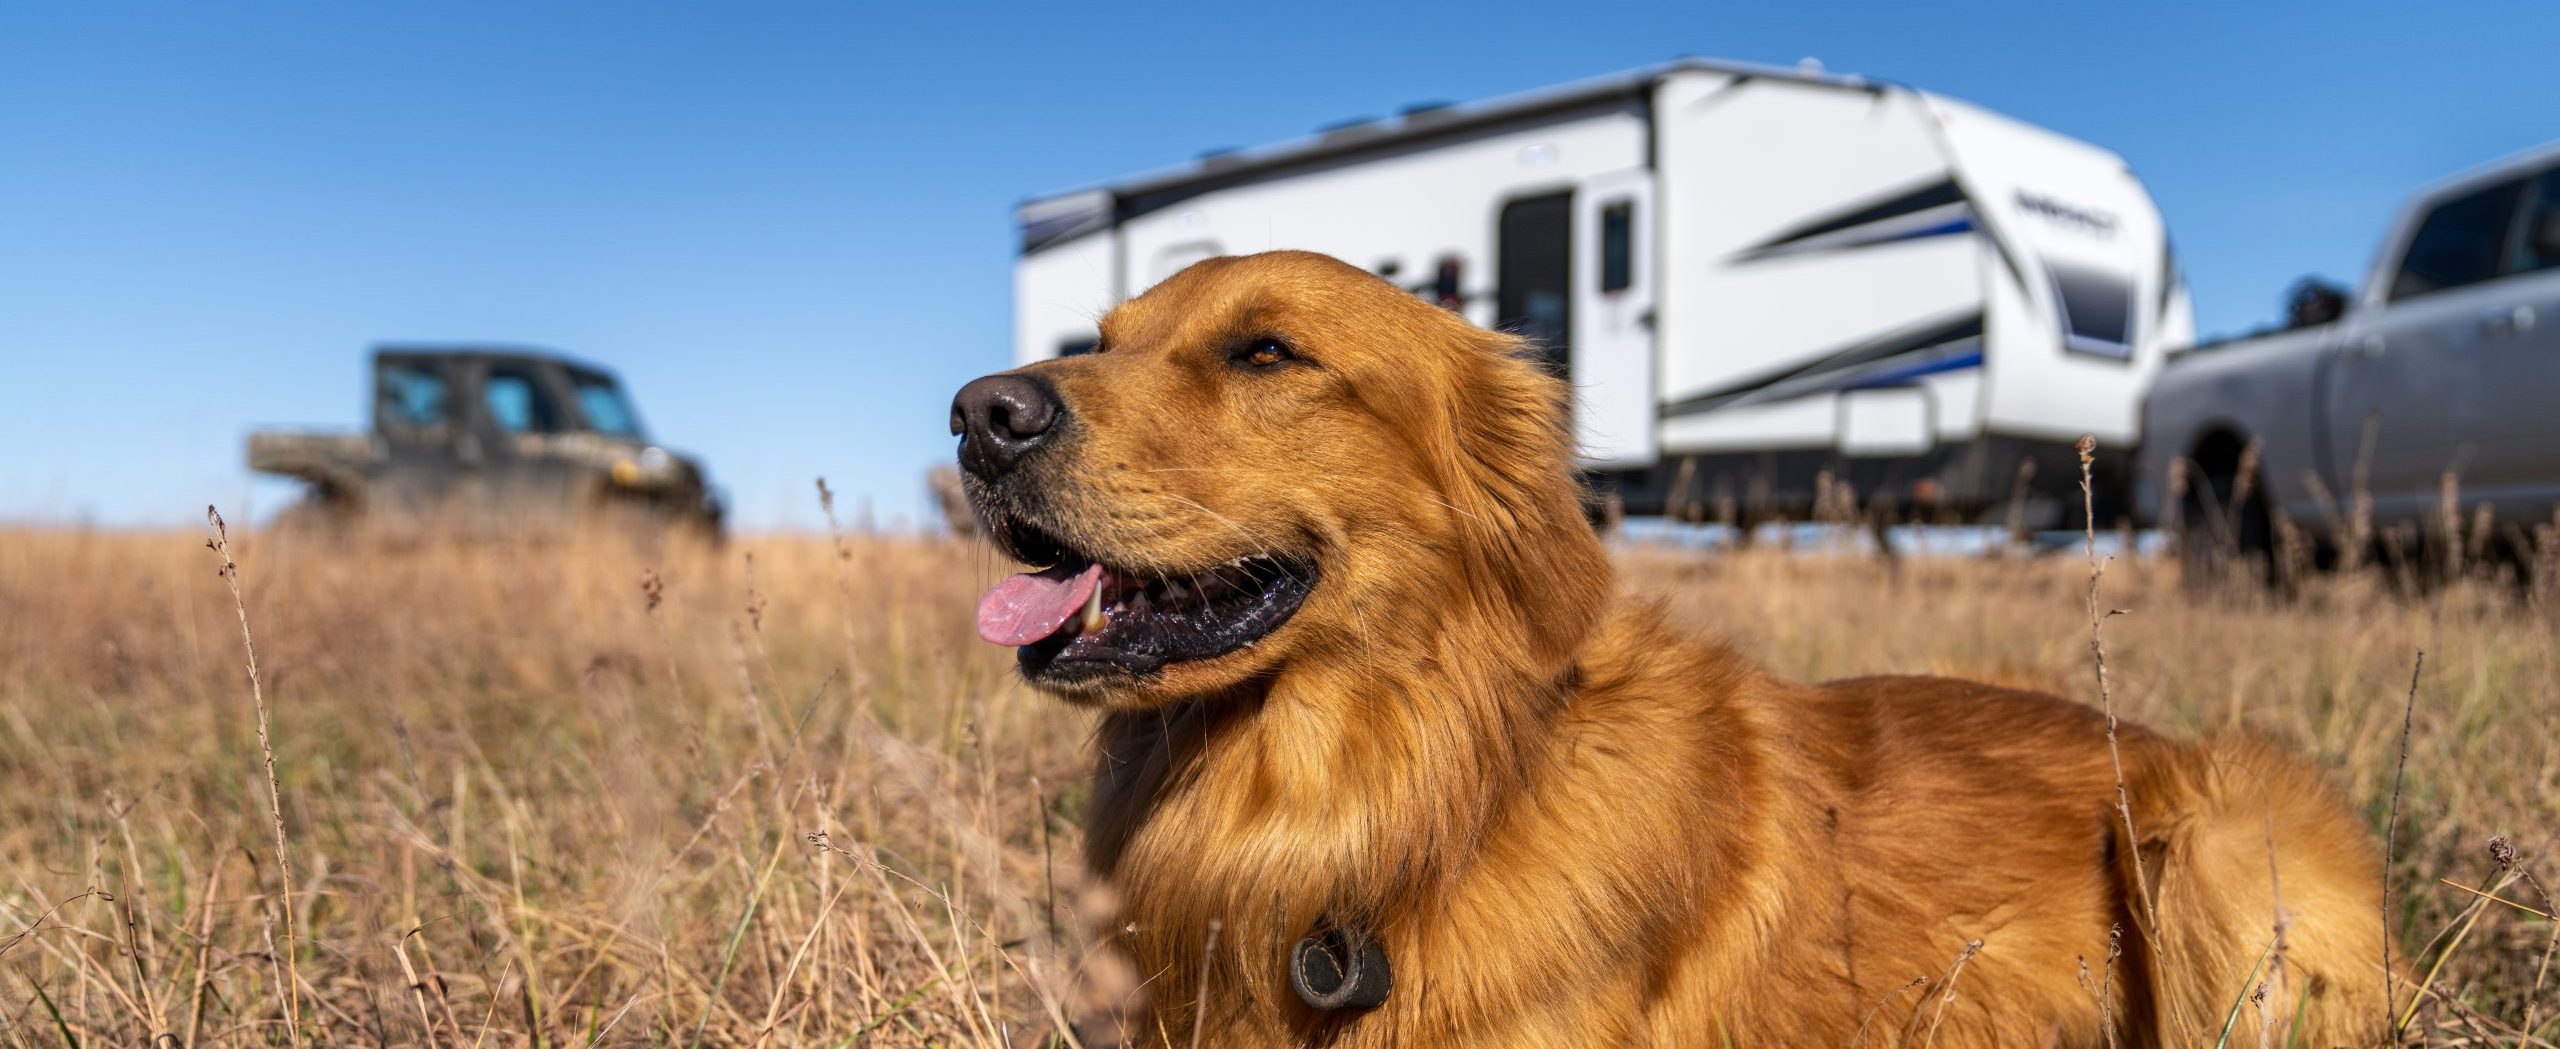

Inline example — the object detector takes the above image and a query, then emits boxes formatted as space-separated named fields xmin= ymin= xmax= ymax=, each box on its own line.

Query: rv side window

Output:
xmin=1432 ymin=256 xmax=1463 ymax=310
xmin=1057 ymin=337 xmax=1100 ymax=358
xmin=2391 ymin=177 xmax=2526 ymax=302
xmin=1599 ymin=201 xmax=1634 ymax=293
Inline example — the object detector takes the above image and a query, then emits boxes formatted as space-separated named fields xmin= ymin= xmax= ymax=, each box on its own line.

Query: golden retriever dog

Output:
xmin=951 ymin=251 xmax=2388 ymax=1047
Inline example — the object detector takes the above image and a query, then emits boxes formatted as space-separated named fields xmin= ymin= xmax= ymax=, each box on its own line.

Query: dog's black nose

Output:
xmin=951 ymin=373 xmax=1064 ymax=480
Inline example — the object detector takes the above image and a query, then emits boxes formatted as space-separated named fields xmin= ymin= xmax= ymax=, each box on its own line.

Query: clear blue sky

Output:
xmin=3 ymin=2 xmax=2549 ymax=529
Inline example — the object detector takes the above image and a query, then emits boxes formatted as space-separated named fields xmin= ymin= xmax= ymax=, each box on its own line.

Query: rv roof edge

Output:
xmin=1012 ymin=58 xmax=1892 ymax=223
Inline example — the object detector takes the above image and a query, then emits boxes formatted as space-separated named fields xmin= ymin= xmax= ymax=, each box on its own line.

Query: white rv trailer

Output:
xmin=1013 ymin=60 xmax=2193 ymax=524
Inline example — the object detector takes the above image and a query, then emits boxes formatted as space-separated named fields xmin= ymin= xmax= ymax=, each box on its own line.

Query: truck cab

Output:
xmin=2140 ymin=143 xmax=2560 ymax=570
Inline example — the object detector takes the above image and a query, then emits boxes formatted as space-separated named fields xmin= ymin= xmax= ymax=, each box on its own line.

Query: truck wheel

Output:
xmin=2178 ymin=460 xmax=2277 ymax=593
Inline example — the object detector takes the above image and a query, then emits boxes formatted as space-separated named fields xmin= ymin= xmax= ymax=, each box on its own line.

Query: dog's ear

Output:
xmin=1424 ymin=328 xmax=1613 ymax=669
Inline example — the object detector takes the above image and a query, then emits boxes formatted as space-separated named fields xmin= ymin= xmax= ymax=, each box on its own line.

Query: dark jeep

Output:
xmin=250 ymin=346 xmax=722 ymax=534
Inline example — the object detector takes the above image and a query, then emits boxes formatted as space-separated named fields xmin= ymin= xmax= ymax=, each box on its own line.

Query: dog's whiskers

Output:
xmin=1154 ymin=493 xmax=1311 ymax=591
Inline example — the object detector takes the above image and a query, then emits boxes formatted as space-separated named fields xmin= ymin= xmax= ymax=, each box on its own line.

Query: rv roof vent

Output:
xmin=1399 ymin=101 xmax=1457 ymax=125
xmin=1316 ymin=117 xmax=1387 ymax=144
xmin=1197 ymin=146 xmax=1247 ymax=172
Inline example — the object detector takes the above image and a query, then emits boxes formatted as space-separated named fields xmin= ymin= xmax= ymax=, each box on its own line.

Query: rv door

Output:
xmin=1572 ymin=169 xmax=1659 ymax=467
xmin=1497 ymin=190 xmax=1575 ymax=377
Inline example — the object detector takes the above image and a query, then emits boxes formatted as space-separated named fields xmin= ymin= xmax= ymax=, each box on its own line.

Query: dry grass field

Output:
xmin=0 ymin=509 xmax=2553 ymax=1046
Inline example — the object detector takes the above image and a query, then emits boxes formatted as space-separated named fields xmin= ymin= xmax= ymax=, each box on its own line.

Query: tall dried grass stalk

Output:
xmin=2383 ymin=649 xmax=2424 ymax=1036
xmin=2076 ymin=438 xmax=2157 ymax=951
xmin=202 ymin=506 xmax=302 ymax=1048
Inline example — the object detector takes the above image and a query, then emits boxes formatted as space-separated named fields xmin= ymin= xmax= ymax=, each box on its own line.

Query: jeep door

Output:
xmin=374 ymin=355 xmax=462 ymax=515
xmin=470 ymin=358 xmax=582 ymax=511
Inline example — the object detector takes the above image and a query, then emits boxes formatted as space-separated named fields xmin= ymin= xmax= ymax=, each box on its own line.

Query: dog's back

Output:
xmin=1647 ymin=657 xmax=2389 ymax=1047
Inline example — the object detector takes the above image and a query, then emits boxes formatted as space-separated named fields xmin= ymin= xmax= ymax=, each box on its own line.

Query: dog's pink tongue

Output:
xmin=977 ymin=563 xmax=1105 ymax=646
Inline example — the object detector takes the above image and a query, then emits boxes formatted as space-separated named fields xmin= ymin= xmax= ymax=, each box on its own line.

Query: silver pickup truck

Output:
xmin=2139 ymin=142 xmax=2560 ymax=574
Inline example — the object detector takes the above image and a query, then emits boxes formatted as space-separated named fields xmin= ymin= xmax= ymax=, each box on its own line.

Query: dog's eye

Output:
xmin=1234 ymin=337 xmax=1295 ymax=369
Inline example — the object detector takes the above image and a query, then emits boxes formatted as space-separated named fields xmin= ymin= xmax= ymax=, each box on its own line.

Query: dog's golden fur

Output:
xmin=975 ymin=251 xmax=2388 ymax=1047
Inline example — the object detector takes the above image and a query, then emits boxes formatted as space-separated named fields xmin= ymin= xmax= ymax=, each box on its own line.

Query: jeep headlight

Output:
xmin=613 ymin=447 xmax=677 ymax=488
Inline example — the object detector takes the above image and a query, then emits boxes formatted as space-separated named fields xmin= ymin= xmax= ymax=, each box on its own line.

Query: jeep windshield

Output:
xmin=569 ymin=368 xmax=647 ymax=439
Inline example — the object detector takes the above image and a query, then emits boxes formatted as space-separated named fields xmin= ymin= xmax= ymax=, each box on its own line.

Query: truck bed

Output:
xmin=247 ymin=429 xmax=378 ymax=486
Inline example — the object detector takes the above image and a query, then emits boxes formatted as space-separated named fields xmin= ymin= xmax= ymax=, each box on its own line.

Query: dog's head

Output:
xmin=953 ymin=250 xmax=1607 ymax=707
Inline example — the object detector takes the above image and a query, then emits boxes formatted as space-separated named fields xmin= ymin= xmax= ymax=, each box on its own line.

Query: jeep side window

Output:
xmin=2390 ymin=177 xmax=2527 ymax=301
xmin=484 ymin=367 xmax=563 ymax=433
xmin=2510 ymin=169 xmax=2560 ymax=276
xmin=377 ymin=361 xmax=450 ymax=433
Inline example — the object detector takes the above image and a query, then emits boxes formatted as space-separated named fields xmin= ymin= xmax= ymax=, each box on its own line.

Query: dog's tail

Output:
xmin=2115 ymin=736 xmax=2393 ymax=1047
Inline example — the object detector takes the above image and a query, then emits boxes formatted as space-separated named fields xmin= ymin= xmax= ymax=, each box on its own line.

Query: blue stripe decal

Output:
xmin=1864 ymin=216 xmax=1976 ymax=245
xmin=1841 ymin=348 xmax=1984 ymax=390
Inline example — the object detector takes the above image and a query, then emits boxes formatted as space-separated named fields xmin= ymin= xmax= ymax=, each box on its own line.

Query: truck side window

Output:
xmin=2511 ymin=170 xmax=2560 ymax=276
xmin=378 ymin=362 xmax=449 ymax=429
xmin=484 ymin=368 xmax=563 ymax=433
xmin=2390 ymin=177 xmax=2527 ymax=301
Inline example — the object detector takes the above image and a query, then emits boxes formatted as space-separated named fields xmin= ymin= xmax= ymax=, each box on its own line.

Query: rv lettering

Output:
xmin=2014 ymin=191 xmax=2119 ymax=238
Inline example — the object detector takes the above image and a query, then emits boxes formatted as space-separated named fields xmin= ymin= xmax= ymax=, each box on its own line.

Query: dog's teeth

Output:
xmin=1082 ymin=584 xmax=1106 ymax=632
xmin=1164 ymin=582 xmax=1189 ymax=604
xmin=1131 ymin=592 xmax=1152 ymax=614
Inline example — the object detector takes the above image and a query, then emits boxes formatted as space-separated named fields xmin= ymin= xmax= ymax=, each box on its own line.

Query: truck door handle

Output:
xmin=2343 ymin=334 xmax=2384 ymax=359
xmin=2478 ymin=305 xmax=2535 ymax=339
